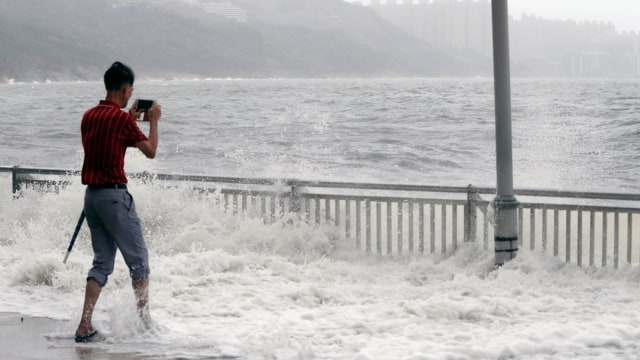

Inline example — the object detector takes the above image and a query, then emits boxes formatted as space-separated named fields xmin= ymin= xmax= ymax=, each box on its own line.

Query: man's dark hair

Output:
xmin=104 ymin=61 xmax=135 ymax=91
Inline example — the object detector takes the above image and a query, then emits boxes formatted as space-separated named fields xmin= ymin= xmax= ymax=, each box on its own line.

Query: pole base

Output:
xmin=495 ymin=236 xmax=518 ymax=266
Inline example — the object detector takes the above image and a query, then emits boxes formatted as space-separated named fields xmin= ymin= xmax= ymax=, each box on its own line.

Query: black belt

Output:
xmin=88 ymin=183 xmax=127 ymax=190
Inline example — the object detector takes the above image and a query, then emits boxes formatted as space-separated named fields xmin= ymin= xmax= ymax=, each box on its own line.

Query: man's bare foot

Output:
xmin=75 ymin=323 xmax=94 ymax=338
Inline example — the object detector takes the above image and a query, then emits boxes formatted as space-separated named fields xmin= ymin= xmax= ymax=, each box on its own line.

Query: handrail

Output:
xmin=3 ymin=165 xmax=640 ymax=203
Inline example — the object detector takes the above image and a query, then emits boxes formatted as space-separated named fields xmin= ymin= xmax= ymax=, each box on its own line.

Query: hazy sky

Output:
xmin=350 ymin=0 xmax=640 ymax=33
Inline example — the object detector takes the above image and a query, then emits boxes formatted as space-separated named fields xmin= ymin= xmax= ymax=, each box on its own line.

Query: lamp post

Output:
xmin=491 ymin=0 xmax=519 ymax=266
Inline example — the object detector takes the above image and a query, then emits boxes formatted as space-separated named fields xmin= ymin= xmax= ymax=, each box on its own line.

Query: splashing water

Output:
xmin=2 ymin=78 xmax=640 ymax=358
xmin=2 ymin=171 xmax=640 ymax=359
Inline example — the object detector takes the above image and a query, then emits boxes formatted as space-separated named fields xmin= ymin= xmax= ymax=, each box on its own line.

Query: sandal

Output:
xmin=74 ymin=330 xmax=99 ymax=343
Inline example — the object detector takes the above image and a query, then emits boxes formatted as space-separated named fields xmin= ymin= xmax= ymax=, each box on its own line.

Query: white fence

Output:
xmin=3 ymin=166 xmax=640 ymax=268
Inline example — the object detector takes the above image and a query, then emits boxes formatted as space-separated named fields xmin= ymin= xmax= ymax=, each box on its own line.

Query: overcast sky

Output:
xmin=350 ymin=0 xmax=640 ymax=33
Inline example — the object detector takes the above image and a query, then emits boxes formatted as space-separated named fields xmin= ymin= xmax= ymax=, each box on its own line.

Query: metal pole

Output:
xmin=491 ymin=0 xmax=519 ymax=266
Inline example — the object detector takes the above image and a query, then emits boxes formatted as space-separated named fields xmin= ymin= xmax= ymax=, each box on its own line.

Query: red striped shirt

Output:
xmin=81 ymin=100 xmax=148 ymax=185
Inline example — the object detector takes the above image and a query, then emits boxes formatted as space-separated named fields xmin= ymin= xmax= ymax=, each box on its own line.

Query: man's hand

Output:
xmin=135 ymin=101 xmax=161 ymax=159
xmin=143 ymin=101 xmax=162 ymax=122
xmin=129 ymin=100 xmax=144 ymax=121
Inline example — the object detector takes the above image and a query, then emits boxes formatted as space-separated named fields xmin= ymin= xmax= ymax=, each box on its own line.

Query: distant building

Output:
xmin=197 ymin=0 xmax=247 ymax=23
xmin=369 ymin=0 xmax=492 ymax=57
xmin=112 ymin=0 xmax=248 ymax=23
xmin=365 ymin=0 xmax=640 ymax=77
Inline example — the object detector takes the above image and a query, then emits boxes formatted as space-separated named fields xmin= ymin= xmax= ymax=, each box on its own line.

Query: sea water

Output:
xmin=2 ymin=77 xmax=639 ymax=190
xmin=1 ymin=78 xmax=640 ymax=359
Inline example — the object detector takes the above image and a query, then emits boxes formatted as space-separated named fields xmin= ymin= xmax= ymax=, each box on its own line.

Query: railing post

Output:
xmin=290 ymin=182 xmax=301 ymax=215
xmin=12 ymin=165 xmax=20 ymax=195
xmin=465 ymin=184 xmax=479 ymax=242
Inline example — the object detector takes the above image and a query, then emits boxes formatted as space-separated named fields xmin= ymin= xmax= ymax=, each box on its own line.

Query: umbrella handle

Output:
xmin=63 ymin=211 xmax=85 ymax=264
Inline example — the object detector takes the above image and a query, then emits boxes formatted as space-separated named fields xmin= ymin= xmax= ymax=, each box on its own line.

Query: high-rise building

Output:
xmin=369 ymin=0 xmax=492 ymax=57
xmin=365 ymin=0 xmax=639 ymax=76
xmin=197 ymin=0 xmax=248 ymax=23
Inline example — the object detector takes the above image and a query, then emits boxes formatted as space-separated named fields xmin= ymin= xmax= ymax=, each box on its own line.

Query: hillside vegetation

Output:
xmin=0 ymin=0 xmax=484 ymax=81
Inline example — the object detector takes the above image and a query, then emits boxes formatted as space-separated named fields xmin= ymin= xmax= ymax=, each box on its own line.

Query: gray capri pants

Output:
xmin=84 ymin=187 xmax=150 ymax=287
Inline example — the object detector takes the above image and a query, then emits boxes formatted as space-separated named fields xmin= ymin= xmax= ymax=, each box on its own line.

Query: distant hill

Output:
xmin=0 ymin=0 xmax=485 ymax=81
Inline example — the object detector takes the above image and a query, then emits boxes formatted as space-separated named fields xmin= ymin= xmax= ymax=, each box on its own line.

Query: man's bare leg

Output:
xmin=75 ymin=278 xmax=101 ymax=337
xmin=132 ymin=277 xmax=150 ymax=324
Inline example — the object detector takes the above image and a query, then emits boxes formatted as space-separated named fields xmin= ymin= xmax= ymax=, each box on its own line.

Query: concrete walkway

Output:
xmin=0 ymin=313 xmax=140 ymax=360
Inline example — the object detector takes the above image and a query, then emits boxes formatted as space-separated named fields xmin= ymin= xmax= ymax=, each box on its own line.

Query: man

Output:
xmin=75 ymin=61 xmax=161 ymax=343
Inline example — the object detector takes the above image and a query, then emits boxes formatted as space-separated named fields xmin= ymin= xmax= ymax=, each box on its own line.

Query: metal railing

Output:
xmin=3 ymin=166 xmax=640 ymax=268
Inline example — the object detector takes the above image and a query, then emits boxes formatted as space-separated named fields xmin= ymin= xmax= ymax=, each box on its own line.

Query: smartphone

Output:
xmin=136 ymin=99 xmax=153 ymax=112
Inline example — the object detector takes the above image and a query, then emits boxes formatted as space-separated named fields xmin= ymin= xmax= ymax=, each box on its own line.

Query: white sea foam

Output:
xmin=2 ymin=175 xmax=640 ymax=359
